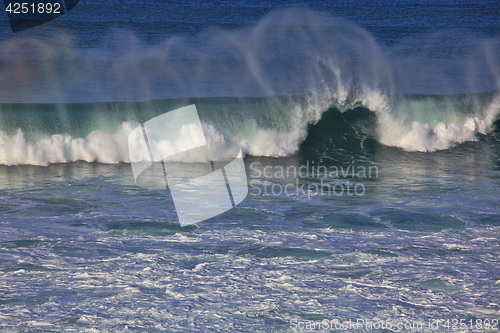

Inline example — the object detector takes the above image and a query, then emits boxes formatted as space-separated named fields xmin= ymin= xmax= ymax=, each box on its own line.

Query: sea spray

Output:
xmin=0 ymin=8 xmax=498 ymax=164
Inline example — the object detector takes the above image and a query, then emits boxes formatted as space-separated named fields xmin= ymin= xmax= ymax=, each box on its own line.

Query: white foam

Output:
xmin=0 ymin=122 xmax=137 ymax=166
xmin=0 ymin=118 xmax=310 ymax=166
xmin=379 ymin=116 xmax=491 ymax=152
xmin=0 ymin=88 xmax=498 ymax=165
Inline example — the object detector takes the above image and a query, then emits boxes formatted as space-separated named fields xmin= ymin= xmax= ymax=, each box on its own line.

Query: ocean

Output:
xmin=0 ymin=0 xmax=499 ymax=332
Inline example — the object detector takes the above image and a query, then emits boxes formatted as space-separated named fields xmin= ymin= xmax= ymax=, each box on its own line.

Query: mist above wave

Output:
xmin=0 ymin=7 xmax=498 ymax=164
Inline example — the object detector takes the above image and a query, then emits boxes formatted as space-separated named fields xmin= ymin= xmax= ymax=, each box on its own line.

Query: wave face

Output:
xmin=0 ymin=8 xmax=499 ymax=166
xmin=0 ymin=92 xmax=499 ymax=166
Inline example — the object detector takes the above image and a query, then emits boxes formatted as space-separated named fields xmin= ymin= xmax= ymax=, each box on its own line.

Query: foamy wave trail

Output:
xmin=378 ymin=92 xmax=500 ymax=152
xmin=0 ymin=121 xmax=241 ymax=166
xmin=0 ymin=92 xmax=498 ymax=166
xmin=0 ymin=8 xmax=499 ymax=165
xmin=0 ymin=96 xmax=326 ymax=166
xmin=0 ymin=123 xmax=136 ymax=166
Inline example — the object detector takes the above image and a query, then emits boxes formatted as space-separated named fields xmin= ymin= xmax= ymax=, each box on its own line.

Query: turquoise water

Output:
xmin=0 ymin=1 xmax=499 ymax=332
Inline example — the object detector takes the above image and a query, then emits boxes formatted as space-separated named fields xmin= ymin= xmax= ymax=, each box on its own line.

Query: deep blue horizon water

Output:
xmin=2 ymin=0 xmax=499 ymax=44
xmin=0 ymin=1 xmax=499 ymax=332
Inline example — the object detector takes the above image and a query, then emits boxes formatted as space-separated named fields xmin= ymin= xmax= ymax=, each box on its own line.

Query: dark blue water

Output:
xmin=3 ymin=0 xmax=499 ymax=43
xmin=0 ymin=1 xmax=499 ymax=332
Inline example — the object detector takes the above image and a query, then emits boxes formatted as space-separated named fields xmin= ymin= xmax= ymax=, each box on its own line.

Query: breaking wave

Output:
xmin=0 ymin=8 xmax=499 ymax=166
